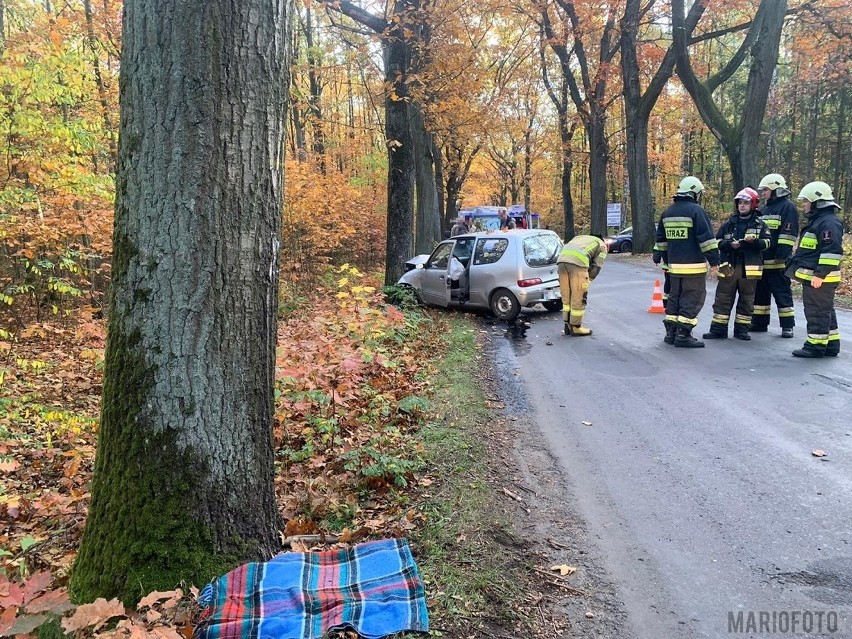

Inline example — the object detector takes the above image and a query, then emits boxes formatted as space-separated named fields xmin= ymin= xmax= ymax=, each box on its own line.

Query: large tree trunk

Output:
xmin=382 ymin=15 xmax=415 ymax=283
xmin=71 ymin=0 xmax=290 ymax=604
xmin=559 ymin=115 xmax=576 ymax=241
xmin=673 ymin=0 xmax=787 ymax=191
xmin=411 ymin=102 xmax=440 ymax=254
xmin=587 ymin=114 xmax=608 ymax=236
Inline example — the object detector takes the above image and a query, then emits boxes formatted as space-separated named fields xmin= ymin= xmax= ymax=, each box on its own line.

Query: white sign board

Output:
xmin=606 ymin=203 xmax=622 ymax=227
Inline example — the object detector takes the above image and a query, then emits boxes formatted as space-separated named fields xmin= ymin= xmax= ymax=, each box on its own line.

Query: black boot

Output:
xmin=664 ymin=321 xmax=676 ymax=345
xmin=702 ymin=327 xmax=727 ymax=339
xmin=750 ymin=324 xmax=768 ymax=333
xmin=674 ymin=327 xmax=705 ymax=348
xmin=781 ymin=327 xmax=794 ymax=338
xmin=792 ymin=344 xmax=824 ymax=358
xmin=825 ymin=341 xmax=840 ymax=357
xmin=733 ymin=327 xmax=751 ymax=341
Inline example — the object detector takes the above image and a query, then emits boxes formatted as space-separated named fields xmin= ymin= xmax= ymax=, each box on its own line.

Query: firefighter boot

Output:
xmin=733 ymin=326 xmax=751 ymax=341
xmin=663 ymin=321 xmax=677 ymax=345
xmin=702 ymin=326 xmax=727 ymax=340
xmin=792 ymin=344 xmax=824 ymax=358
xmin=781 ymin=328 xmax=794 ymax=338
xmin=825 ymin=341 xmax=840 ymax=357
xmin=674 ymin=326 xmax=704 ymax=348
xmin=569 ymin=325 xmax=593 ymax=336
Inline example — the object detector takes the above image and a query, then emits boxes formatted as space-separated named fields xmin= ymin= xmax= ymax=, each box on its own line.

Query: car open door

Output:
xmin=420 ymin=242 xmax=455 ymax=307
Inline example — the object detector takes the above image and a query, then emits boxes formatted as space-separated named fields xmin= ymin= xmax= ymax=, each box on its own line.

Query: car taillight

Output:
xmin=517 ymin=278 xmax=542 ymax=287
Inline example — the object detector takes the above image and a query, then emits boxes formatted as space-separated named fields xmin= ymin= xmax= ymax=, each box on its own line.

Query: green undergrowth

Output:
xmin=410 ymin=315 xmax=528 ymax=636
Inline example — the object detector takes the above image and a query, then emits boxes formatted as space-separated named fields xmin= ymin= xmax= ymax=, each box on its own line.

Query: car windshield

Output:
xmin=620 ymin=227 xmax=632 ymax=235
xmin=523 ymin=233 xmax=562 ymax=267
xmin=427 ymin=242 xmax=454 ymax=269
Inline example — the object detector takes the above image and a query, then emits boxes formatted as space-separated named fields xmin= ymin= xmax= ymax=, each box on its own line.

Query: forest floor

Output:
xmin=0 ymin=268 xmax=615 ymax=638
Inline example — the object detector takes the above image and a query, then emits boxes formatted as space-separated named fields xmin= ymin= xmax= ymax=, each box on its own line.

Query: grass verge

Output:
xmin=409 ymin=315 xmax=530 ymax=637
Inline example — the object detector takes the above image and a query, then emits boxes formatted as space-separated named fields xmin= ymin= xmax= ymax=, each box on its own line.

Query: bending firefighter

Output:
xmin=703 ymin=188 xmax=771 ymax=341
xmin=557 ymin=235 xmax=607 ymax=336
xmin=785 ymin=181 xmax=844 ymax=358
xmin=655 ymin=176 xmax=720 ymax=347
xmin=752 ymin=173 xmax=799 ymax=337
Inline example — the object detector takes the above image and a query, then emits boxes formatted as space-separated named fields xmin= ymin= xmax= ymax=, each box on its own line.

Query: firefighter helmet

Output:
xmin=758 ymin=173 xmax=788 ymax=191
xmin=797 ymin=181 xmax=835 ymax=203
xmin=735 ymin=187 xmax=760 ymax=209
xmin=677 ymin=176 xmax=705 ymax=195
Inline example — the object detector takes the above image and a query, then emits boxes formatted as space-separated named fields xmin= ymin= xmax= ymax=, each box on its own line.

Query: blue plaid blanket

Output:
xmin=196 ymin=539 xmax=429 ymax=639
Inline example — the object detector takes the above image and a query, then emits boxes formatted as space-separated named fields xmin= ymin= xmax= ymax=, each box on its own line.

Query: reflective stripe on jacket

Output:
xmin=760 ymin=195 xmax=799 ymax=269
xmin=788 ymin=207 xmax=844 ymax=284
xmin=655 ymin=197 xmax=720 ymax=277
xmin=716 ymin=212 xmax=772 ymax=279
xmin=558 ymin=235 xmax=607 ymax=271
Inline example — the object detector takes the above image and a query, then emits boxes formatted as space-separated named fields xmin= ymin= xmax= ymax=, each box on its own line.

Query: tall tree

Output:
xmin=673 ymin=0 xmax=788 ymax=190
xmin=70 ymin=0 xmax=291 ymax=604
xmin=540 ymin=28 xmax=577 ymax=240
xmin=329 ymin=0 xmax=419 ymax=284
xmin=540 ymin=0 xmax=620 ymax=236
xmin=620 ymin=0 xmax=703 ymax=251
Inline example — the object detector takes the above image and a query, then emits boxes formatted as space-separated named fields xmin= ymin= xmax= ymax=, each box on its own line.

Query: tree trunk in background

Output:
xmin=70 ymin=0 xmax=290 ymax=604
xmin=434 ymin=136 xmax=445 ymax=228
xmin=587 ymin=117 xmax=608 ymax=236
xmin=412 ymin=102 xmax=440 ymax=253
xmin=382 ymin=8 xmax=415 ymax=283
xmin=559 ymin=115 xmax=576 ymax=241
xmin=673 ymin=0 xmax=787 ymax=191
xmin=0 ymin=0 xmax=6 ymax=51
xmin=82 ymin=0 xmax=116 ymax=166
xmin=334 ymin=0 xmax=417 ymax=284
xmin=620 ymin=0 xmax=701 ymax=252
xmin=739 ymin=0 xmax=786 ymax=187
xmin=305 ymin=7 xmax=326 ymax=171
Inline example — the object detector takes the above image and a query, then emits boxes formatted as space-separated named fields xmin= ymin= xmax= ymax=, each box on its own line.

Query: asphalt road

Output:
xmin=492 ymin=256 xmax=852 ymax=639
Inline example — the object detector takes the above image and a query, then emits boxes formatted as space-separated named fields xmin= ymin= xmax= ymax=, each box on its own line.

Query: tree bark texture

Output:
xmin=411 ymin=101 xmax=441 ymax=253
xmin=383 ymin=19 xmax=415 ymax=283
xmin=71 ymin=0 xmax=290 ymax=604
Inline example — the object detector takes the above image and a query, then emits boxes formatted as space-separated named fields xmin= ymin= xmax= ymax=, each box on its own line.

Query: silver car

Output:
xmin=397 ymin=229 xmax=564 ymax=322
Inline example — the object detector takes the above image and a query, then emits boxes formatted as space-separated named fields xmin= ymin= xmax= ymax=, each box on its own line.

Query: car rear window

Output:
xmin=523 ymin=233 xmax=562 ymax=267
xmin=473 ymin=238 xmax=509 ymax=265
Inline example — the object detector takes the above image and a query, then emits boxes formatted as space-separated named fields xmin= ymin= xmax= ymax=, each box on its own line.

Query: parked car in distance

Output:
xmin=397 ymin=229 xmax=564 ymax=322
xmin=604 ymin=226 xmax=633 ymax=253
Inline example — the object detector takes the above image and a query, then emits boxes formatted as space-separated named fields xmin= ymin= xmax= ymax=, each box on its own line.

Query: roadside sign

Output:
xmin=606 ymin=203 xmax=621 ymax=227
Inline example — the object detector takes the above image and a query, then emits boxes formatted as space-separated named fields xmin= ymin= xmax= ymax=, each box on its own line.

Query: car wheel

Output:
xmin=543 ymin=300 xmax=563 ymax=312
xmin=489 ymin=288 xmax=521 ymax=322
xmin=620 ymin=240 xmax=633 ymax=253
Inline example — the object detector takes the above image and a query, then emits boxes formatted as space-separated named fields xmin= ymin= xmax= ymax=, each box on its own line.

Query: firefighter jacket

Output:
xmin=558 ymin=235 xmax=607 ymax=279
xmin=788 ymin=206 xmax=845 ymax=284
xmin=716 ymin=212 xmax=771 ymax=279
xmin=760 ymin=195 xmax=799 ymax=270
xmin=655 ymin=196 xmax=720 ymax=277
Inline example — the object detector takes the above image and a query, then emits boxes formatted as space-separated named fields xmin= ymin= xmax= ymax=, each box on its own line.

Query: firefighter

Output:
xmin=751 ymin=173 xmax=799 ymax=337
xmin=557 ymin=235 xmax=607 ymax=336
xmin=655 ymin=176 xmax=720 ymax=347
xmin=702 ymin=188 xmax=771 ymax=340
xmin=786 ymin=181 xmax=844 ymax=358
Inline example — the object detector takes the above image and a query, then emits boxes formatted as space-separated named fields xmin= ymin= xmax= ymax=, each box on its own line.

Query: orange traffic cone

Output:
xmin=647 ymin=279 xmax=665 ymax=314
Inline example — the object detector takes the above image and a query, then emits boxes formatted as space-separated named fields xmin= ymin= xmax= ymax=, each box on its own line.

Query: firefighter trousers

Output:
xmin=665 ymin=275 xmax=706 ymax=330
xmin=801 ymin=283 xmax=840 ymax=355
xmin=558 ymin=263 xmax=590 ymax=327
xmin=752 ymin=269 xmax=795 ymax=329
xmin=709 ymin=266 xmax=757 ymax=335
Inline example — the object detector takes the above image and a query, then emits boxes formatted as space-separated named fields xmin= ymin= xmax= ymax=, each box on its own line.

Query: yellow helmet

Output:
xmin=758 ymin=173 xmax=788 ymax=190
xmin=797 ymin=181 xmax=835 ymax=203
xmin=677 ymin=176 xmax=704 ymax=195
